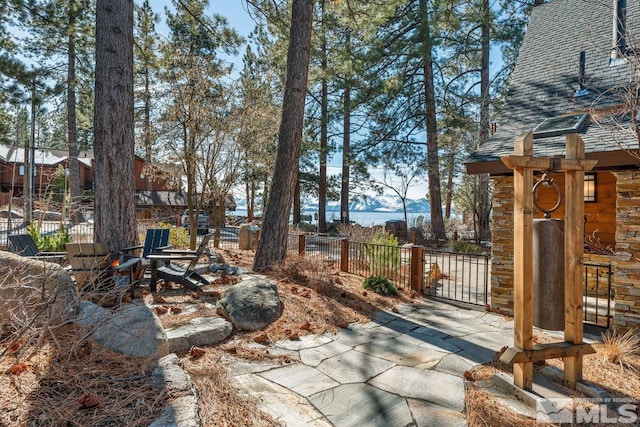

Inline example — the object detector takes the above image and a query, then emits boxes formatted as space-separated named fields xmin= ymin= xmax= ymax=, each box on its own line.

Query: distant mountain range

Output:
xmin=235 ymin=194 xmax=430 ymax=214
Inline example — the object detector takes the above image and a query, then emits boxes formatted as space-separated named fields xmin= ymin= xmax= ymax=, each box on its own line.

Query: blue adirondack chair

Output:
xmin=8 ymin=234 xmax=67 ymax=262
xmin=121 ymin=228 xmax=171 ymax=259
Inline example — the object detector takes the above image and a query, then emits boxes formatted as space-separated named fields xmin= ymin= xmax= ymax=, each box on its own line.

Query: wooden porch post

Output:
xmin=512 ymin=131 xmax=534 ymax=390
xmin=564 ymin=133 xmax=585 ymax=388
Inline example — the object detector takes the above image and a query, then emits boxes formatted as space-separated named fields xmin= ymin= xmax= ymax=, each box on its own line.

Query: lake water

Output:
xmin=231 ymin=209 xmax=428 ymax=227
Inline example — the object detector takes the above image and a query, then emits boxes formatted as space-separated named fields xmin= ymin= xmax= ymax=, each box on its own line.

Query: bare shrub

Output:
xmin=599 ymin=327 xmax=640 ymax=371
xmin=277 ymin=255 xmax=334 ymax=295
xmin=337 ymin=223 xmax=384 ymax=242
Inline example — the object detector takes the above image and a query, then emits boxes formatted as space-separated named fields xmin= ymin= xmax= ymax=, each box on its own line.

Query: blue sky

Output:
xmin=154 ymin=1 xmax=437 ymax=200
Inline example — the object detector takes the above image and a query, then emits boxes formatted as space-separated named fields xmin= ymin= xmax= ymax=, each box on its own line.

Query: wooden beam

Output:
xmin=512 ymin=131 xmax=534 ymax=390
xmin=500 ymin=342 xmax=596 ymax=364
xmin=500 ymin=156 xmax=597 ymax=172
xmin=564 ymin=133 xmax=586 ymax=389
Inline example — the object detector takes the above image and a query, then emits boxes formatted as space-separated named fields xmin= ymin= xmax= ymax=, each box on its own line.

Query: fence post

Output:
xmin=298 ymin=234 xmax=306 ymax=256
xmin=410 ymin=245 xmax=423 ymax=293
xmin=340 ymin=238 xmax=349 ymax=272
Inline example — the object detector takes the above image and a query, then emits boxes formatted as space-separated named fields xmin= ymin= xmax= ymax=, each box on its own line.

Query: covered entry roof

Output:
xmin=465 ymin=0 xmax=640 ymax=175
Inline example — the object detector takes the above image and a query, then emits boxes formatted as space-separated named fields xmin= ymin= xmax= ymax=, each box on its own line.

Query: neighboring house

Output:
xmin=0 ymin=144 xmax=176 ymax=210
xmin=136 ymin=190 xmax=237 ymax=225
xmin=0 ymin=145 xmax=93 ymax=195
xmin=0 ymin=144 xmax=172 ymax=195
xmin=465 ymin=0 xmax=640 ymax=329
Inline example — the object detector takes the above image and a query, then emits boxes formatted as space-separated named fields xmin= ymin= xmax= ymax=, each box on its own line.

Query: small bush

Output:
xmin=277 ymin=255 xmax=333 ymax=295
xmin=363 ymin=275 xmax=398 ymax=296
xmin=364 ymin=232 xmax=401 ymax=273
xmin=27 ymin=223 xmax=72 ymax=252
xmin=450 ymin=240 xmax=483 ymax=254
xmin=152 ymin=222 xmax=189 ymax=248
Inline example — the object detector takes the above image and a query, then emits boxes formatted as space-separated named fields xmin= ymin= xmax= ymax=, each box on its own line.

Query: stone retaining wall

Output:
xmin=612 ymin=171 xmax=640 ymax=328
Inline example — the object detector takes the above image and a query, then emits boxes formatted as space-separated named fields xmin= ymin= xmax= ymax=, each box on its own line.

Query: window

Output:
xmin=18 ymin=165 xmax=37 ymax=176
xmin=532 ymin=113 xmax=589 ymax=139
xmin=584 ymin=173 xmax=596 ymax=202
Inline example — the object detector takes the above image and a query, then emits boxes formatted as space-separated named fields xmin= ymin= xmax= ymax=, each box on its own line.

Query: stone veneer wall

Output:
xmin=490 ymin=175 xmax=515 ymax=315
xmin=612 ymin=171 xmax=640 ymax=329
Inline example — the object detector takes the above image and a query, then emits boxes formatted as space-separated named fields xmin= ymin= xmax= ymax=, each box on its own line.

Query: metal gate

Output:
xmin=423 ymin=250 xmax=490 ymax=306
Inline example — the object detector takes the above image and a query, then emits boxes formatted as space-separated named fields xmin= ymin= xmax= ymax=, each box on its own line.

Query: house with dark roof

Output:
xmin=135 ymin=190 xmax=236 ymax=225
xmin=465 ymin=0 xmax=640 ymax=329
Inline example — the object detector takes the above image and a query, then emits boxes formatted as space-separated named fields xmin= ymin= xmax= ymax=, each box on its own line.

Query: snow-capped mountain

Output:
xmin=235 ymin=194 xmax=430 ymax=214
xmin=324 ymin=194 xmax=430 ymax=213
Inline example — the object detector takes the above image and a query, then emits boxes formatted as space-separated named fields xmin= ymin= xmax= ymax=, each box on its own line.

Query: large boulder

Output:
xmin=76 ymin=300 xmax=169 ymax=358
xmin=216 ymin=276 xmax=282 ymax=331
xmin=0 ymin=251 xmax=77 ymax=330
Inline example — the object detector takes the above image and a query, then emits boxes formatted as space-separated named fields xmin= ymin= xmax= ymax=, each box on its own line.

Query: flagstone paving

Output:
xmin=225 ymin=299 xmax=518 ymax=426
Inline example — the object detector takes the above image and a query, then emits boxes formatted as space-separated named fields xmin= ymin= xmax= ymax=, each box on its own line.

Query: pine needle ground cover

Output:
xmin=1 ymin=247 xmax=638 ymax=426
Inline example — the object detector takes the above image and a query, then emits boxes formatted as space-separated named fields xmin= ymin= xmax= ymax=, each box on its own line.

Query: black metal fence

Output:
xmin=422 ymin=250 xmax=491 ymax=306
xmin=286 ymin=234 xmax=491 ymax=305
xmin=346 ymin=241 xmax=412 ymax=289
xmin=303 ymin=234 xmax=342 ymax=263
xmin=0 ymin=220 xmax=240 ymax=250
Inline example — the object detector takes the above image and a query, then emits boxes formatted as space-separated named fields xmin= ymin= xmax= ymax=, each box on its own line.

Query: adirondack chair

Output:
xmin=120 ymin=228 xmax=171 ymax=277
xmin=120 ymin=228 xmax=171 ymax=260
xmin=66 ymin=243 xmax=141 ymax=299
xmin=147 ymin=234 xmax=212 ymax=292
xmin=8 ymin=234 xmax=67 ymax=262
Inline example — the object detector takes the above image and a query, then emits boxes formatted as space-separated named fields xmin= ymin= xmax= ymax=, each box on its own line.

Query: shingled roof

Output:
xmin=465 ymin=0 xmax=640 ymax=175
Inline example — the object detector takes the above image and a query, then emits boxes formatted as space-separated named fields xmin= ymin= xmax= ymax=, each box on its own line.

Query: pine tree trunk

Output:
xmin=318 ymin=0 xmax=328 ymax=233
xmin=420 ymin=0 xmax=446 ymax=240
xmin=477 ymin=0 xmax=492 ymax=239
xmin=253 ymin=0 xmax=314 ymax=271
xmin=341 ymin=78 xmax=351 ymax=223
xmin=293 ymin=178 xmax=301 ymax=223
xmin=144 ymin=65 xmax=153 ymax=190
xmin=67 ymin=4 xmax=82 ymax=224
xmin=93 ymin=0 xmax=136 ymax=252
xmin=246 ymin=179 xmax=254 ymax=221
xmin=445 ymin=149 xmax=455 ymax=219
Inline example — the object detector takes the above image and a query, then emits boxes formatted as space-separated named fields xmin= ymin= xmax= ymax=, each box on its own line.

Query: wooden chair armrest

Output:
xmin=120 ymin=244 xmax=143 ymax=254
xmin=147 ymin=254 xmax=199 ymax=262
xmin=160 ymin=249 xmax=197 ymax=255
xmin=114 ymin=257 xmax=141 ymax=272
